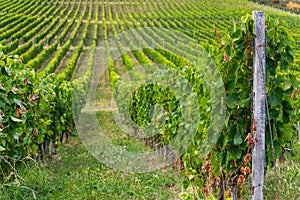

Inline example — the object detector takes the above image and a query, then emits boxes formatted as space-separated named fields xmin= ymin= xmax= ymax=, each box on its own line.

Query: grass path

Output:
xmin=45 ymin=136 xmax=184 ymax=199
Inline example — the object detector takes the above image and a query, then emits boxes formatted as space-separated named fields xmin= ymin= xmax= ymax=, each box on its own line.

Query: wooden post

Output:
xmin=252 ymin=11 xmax=266 ymax=200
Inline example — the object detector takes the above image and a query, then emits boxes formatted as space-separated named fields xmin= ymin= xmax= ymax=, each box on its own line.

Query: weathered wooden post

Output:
xmin=252 ymin=11 xmax=266 ymax=200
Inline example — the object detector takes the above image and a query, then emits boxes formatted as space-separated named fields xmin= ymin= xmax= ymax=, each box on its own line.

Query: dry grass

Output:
xmin=286 ymin=1 xmax=300 ymax=9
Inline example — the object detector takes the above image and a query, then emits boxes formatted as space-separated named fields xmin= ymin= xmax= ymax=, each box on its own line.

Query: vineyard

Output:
xmin=0 ymin=0 xmax=300 ymax=199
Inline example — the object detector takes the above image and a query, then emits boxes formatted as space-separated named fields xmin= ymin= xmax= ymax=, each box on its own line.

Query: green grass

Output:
xmin=1 ymin=109 xmax=300 ymax=199
xmin=1 ymin=113 xmax=300 ymax=199
xmin=0 ymin=111 xmax=184 ymax=200
xmin=0 ymin=140 xmax=183 ymax=199
xmin=178 ymin=160 xmax=300 ymax=200
xmin=2 ymin=139 xmax=299 ymax=200
xmin=264 ymin=161 xmax=300 ymax=199
xmin=239 ymin=160 xmax=300 ymax=200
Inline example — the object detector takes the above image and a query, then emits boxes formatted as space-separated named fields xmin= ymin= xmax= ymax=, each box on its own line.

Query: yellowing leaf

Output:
xmin=0 ymin=145 xmax=5 ymax=151
xmin=10 ymin=116 xmax=23 ymax=122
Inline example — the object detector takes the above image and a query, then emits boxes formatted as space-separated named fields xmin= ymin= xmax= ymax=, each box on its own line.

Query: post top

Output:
xmin=252 ymin=10 xmax=264 ymax=12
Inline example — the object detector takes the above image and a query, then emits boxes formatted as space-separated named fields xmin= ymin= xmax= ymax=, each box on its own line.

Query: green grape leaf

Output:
xmin=268 ymin=91 xmax=281 ymax=105
xmin=233 ymin=132 xmax=243 ymax=145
